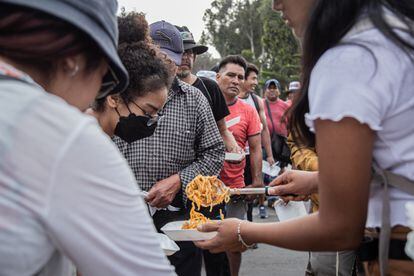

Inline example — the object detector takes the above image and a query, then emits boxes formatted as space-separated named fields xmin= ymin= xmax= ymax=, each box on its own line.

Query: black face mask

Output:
xmin=114 ymin=113 xmax=157 ymax=143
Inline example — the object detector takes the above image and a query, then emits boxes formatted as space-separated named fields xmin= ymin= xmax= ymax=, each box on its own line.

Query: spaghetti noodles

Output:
xmin=182 ymin=202 xmax=210 ymax=229
xmin=181 ymin=175 xmax=230 ymax=229
xmin=185 ymin=175 xmax=230 ymax=211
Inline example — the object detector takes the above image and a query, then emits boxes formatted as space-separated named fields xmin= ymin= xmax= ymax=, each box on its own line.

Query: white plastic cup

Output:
xmin=274 ymin=200 xmax=307 ymax=222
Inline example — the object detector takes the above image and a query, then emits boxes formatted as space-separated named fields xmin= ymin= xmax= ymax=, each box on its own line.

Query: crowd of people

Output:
xmin=0 ymin=0 xmax=413 ymax=276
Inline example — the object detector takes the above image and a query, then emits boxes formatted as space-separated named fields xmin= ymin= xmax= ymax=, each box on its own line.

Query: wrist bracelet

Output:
xmin=237 ymin=221 xmax=255 ymax=249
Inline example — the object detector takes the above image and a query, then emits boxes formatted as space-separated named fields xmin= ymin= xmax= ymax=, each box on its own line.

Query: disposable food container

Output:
xmin=161 ymin=220 xmax=217 ymax=241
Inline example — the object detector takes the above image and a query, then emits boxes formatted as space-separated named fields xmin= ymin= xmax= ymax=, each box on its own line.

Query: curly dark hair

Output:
xmin=118 ymin=9 xmax=151 ymax=46
xmin=93 ymin=11 xmax=173 ymax=111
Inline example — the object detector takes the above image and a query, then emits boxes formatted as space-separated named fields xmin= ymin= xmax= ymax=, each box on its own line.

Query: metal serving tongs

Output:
xmin=228 ymin=186 xmax=298 ymax=197
xmin=207 ymin=178 xmax=273 ymax=196
xmin=229 ymin=186 xmax=272 ymax=196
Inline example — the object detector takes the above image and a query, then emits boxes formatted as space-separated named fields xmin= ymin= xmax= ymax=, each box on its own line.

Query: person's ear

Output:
xmin=216 ymin=73 xmax=221 ymax=82
xmin=106 ymin=95 xmax=120 ymax=109
xmin=60 ymin=55 xmax=82 ymax=77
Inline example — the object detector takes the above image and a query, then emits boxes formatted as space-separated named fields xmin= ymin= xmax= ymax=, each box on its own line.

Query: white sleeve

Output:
xmin=305 ymin=42 xmax=399 ymax=132
xmin=44 ymin=120 xmax=175 ymax=276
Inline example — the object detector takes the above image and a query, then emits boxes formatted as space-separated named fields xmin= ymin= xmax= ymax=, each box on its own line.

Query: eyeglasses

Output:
xmin=183 ymin=49 xmax=194 ymax=57
xmin=130 ymin=101 xmax=163 ymax=126
xmin=98 ymin=66 xmax=119 ymax=98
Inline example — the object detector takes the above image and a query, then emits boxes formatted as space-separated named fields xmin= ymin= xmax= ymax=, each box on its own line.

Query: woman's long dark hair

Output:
xmin=289 ymin=0 xmax=414 ymax=148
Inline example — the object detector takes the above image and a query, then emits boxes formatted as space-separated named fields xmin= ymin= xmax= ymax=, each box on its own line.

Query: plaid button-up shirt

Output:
xmin=113 ymin=78 xmax=225 ymax=206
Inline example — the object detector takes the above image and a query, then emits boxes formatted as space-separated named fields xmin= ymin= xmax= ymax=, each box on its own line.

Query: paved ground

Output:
xmin=202 ymin=206 xmax=309 ymax=276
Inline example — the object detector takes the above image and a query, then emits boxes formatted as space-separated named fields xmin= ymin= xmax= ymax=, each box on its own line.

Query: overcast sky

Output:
xmin=117 ymin=0 xmax=218 ymax=56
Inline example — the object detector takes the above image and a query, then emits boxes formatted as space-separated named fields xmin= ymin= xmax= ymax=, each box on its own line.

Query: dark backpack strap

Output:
xmin=265 ymin=99 xmax=276 ymax=136
xmin=197 ymin=77 xmax=213 ymax=107
xmin=251 ymin=93 xmax=260 ymax=114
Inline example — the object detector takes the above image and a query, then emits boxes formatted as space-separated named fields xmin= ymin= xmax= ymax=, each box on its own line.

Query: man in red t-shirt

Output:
xmin=263 ymin=79 xmax=289 ymax=137
xmin=216 ymin=55 xmax=262 ymax=276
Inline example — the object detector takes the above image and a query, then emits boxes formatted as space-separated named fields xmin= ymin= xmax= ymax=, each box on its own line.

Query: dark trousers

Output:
xmin=200 ymin=203 xmax=231 ymax=276
xmin=153 ymin=209 xmax=202 ymax=276
xmin=203 ymin=250 xmax=230 ymax=276
xmin=244 ymin=155 xmax=254 ymax=222
xmin=169 ymin=241 xmax=202 ymax=276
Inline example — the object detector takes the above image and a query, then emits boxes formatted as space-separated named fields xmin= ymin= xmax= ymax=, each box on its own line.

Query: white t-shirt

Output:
xmin=305 ymin=17 xmax=414 ymax=227
xmin=0 ymin=74 xmax=175 ymax=275
xmin=240 ymin=93 xmax=257 ymax=111
xmin=239 ymin=93 xmax=264 ymax=154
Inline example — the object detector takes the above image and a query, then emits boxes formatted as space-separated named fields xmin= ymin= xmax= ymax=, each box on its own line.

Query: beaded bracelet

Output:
xmin=237 ymin=221 xmax=255 ymax=249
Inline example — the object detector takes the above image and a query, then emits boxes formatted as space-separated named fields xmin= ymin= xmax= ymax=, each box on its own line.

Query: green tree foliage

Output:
xmin=202 ymin=0 xmax=301 ymax=93
xmin=193 ymin=52 xmax=220 ymax=73
xmin=201 ymin=0 xmax=263 ymax=59
xmin=260 ymin=0 xmax=301 ymax=90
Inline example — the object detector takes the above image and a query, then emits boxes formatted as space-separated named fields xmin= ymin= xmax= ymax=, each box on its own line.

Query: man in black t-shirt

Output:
xmin=176 ymin=25 xmax=236 ymax=276
xmin=192 ymin=76 xmax=227 ymax=122
xmin=176 ymin=26 xmax=241 ymax=155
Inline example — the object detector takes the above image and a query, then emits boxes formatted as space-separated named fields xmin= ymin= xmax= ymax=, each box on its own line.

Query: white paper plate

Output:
xmin=156 ymin=233 xmax=180 ymax=256
xmin=262 ymin=160 xmax=281 ymax=177
xmin=161 ymin=220 xmax=217 ymax=241
xmin=274 ymin=200 xmax=308 ymax=222
xmin=225 ymin=152 xmax=245 ymax=162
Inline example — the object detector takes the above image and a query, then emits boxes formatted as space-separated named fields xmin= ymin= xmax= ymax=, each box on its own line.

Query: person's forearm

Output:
xmin=249 ymin=145 xmax=263 ymax=185
xmin=217 ymin=119 xmax=238 ymax=152
xmin=241 ymin=120 xmax=372 ymax=251
xmin=261 ymin=127 xmax=273 ymax=159
xmin=222 ymin=128 xmax=238 ymax=152
xmin=242 ymin=213 xmax=362 ymax=251
xmin=200 ymin=119 xmax=373 ymax=255
xmin=308 ymin=172 xmax=319 ymax=194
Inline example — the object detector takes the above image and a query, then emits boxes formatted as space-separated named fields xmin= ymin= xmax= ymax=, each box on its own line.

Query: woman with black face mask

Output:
xmin=88 ymin=11 xmax=174 ymax=143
